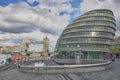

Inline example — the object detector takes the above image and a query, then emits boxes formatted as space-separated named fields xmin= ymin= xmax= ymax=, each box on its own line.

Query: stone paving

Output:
xmin=76 ymin=59 xmax=120 ymax=80
xmin=0 ymin=69 xmax=63 ymax=80
xmin=0 ymin=59 xmax=120 ymax=80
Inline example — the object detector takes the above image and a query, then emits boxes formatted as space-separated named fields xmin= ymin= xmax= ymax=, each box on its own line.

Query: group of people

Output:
xmin=5 ymin=58 xmax=12 ymax=64
xmin=0 ymin=57 xmax=29 ymax=65
xmin=3 ymin=57 xmax=29 ymax=69
xmin=0 ymin=58 xmax=12 ymax=64
xmin=110 ymin=54 xmax=116 ymax=62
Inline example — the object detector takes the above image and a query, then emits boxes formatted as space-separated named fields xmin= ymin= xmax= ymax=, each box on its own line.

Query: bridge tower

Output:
xmin=22 ymin=37 xmax=29 ymax=53
xmin=42 ymin=36 xmax=49 ymax=56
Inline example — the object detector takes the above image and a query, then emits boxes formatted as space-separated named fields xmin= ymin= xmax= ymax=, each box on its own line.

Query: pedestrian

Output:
xmin=18 ymin=63 xmax=21 ymax=70
xmin=112 ymin=55 xmax=115 ymax=62
xmin=8 ymin=58 xmax=12 ymax=64
xmin=111 ymin=57 xmax=114 ymax=61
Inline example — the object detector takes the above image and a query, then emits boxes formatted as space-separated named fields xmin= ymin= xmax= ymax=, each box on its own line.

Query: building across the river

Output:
xmin=55 ymin=9 xmax=116 ymax=59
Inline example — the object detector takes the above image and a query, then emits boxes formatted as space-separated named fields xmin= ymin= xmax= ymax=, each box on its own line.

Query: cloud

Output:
xmin=0 ymin=29 xmax=58 ymax=52
xmin=0 ymin=1 xmax=72 ymax=35
xmin=80 ymin=0 xmax=120 ymax=36
xmin=0 ymin=0 xmax=75 ymax=52
xmin=2 ymin=0 xmax=120 ymax=52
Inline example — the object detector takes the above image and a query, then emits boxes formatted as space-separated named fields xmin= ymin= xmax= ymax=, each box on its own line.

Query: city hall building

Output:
xmin=55 ymin=9 xmax=116 ymax=59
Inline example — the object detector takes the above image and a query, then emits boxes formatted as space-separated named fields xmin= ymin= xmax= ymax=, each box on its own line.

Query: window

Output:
xmin=77 ymin=45 xmax=80 ymax=47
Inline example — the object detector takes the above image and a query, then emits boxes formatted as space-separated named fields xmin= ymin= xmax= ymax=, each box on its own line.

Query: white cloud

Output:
xmin=0 ymin=29 xmax=58 ymax=52
xmin=0 ymin=0 xmax=120 ymax=52
xmin=80 ymin=0 xmax=120 ymax=36
xmin=0 ymin=0 xmax=74 ymax=52
xmin=0 ymin=1 xmax=71 ymax=33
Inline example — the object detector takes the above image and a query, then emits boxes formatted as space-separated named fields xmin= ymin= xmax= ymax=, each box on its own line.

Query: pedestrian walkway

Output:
xmin=0 ymin=59 xmax=120 ymax=80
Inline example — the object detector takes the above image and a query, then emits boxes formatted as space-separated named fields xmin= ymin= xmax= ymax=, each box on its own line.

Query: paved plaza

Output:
xmin=0 ymin=59 xmax=120 ymax=80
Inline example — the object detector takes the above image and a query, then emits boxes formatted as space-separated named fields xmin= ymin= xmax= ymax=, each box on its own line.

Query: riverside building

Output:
xmin=55 ymin=9 xmax=116 ymax=59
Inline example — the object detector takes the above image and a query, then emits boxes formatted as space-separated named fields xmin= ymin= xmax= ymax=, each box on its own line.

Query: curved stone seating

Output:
xmin=53 ymin=59 xmax=108 ymax=65
xmin=20 ymin=59 xmax=111 ymax=73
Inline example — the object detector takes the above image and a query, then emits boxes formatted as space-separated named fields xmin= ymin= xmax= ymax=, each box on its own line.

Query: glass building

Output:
xmin=55 ymin=9 xmax=116 ymax=59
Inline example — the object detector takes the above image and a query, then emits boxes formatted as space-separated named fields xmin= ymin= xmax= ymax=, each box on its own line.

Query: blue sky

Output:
xmin=0 ymin=0 xmax=82 ymax=22
xmin=0 ymin=0 xmax=39 ymax=7
xmin=0 ymin=0 xmax=82 ymax=8
xmin=0 ymin=0 xmax=120 ymax=52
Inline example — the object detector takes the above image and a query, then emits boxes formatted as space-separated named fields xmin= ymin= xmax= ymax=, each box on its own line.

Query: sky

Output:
xmin=0 ymin=0 xmax=120 ymax=52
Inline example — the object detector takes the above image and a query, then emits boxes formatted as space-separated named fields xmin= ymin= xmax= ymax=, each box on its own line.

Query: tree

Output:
xmin=111 ymin=47 xmax=120 ymax=54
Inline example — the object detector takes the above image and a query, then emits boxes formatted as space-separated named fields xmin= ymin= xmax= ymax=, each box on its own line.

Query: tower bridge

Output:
xmin=22 ymin=36 xmax=49 ymax=57
xmin=1 ymin=36 xmax=49 ymax=57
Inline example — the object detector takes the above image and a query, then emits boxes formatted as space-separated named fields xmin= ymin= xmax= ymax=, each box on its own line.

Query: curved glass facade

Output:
xmin=55 ymin=9 xmax=116 ymax=59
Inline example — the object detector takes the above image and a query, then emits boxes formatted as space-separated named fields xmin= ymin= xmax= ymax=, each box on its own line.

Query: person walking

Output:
xmin=18 ymin=63 xmax=21 ymax=70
